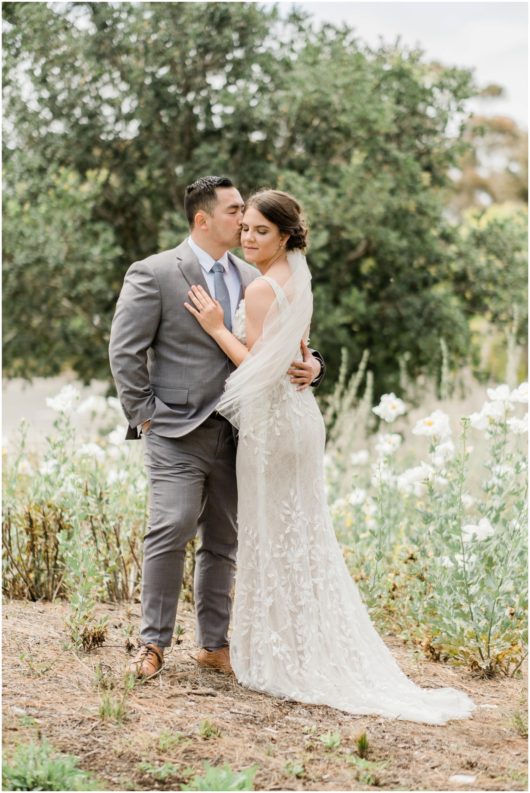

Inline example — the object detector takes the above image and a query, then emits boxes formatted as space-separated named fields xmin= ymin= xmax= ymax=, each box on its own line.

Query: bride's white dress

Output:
xmin=219 ymin=259 xmax=476 ymax=725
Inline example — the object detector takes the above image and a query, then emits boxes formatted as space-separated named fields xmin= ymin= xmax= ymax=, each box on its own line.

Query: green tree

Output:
xmin=5 ymin=2 xmax=520 ymax=396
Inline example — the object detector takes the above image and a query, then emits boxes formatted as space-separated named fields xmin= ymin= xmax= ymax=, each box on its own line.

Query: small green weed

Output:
xmin=137 ymin=761 xmax=179 ymax=781
xmin=181 ymin=762 xmax=258 ymax=791
xmin=512 ymin=709 xmax=528 ymax=738
xmin=348 ymin=755 xmax=387 ymax=786
xmin=157 ymin=729 xmax=187 ymax=752
xmin=356 ymin=730 xmax=369 ymax=758
xmin=2 ymin=739 xmax=99 ymax=790
xmin=198 ymin=719 xmax=221 ymax=739
xmin=284 ymin=760 xmax=305 ymax=779
xmin=319 ymin=730 xmax=341 ymax=750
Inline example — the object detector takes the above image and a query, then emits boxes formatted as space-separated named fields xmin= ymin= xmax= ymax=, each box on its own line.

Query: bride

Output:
xmin=184 ymin=188 xmax=476 ymax=725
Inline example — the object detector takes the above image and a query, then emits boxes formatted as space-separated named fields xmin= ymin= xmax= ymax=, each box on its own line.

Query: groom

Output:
xmin=109 ymin=175 xmax=323 ymax=679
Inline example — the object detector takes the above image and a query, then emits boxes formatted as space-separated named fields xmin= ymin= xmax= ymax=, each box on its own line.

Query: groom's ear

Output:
xmin=194 ymin=210 xmax=209 ymax=230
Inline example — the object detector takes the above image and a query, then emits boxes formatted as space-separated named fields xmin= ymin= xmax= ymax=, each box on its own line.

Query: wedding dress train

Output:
xmin=217 ymin=254 xmax=476 ymax=725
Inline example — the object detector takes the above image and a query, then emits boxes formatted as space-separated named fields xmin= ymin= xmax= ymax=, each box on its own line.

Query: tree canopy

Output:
xmin=3 ymin=2 xmax=526 ymax=394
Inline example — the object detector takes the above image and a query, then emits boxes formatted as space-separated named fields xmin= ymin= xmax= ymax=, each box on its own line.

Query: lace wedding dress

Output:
xmin=217 ymin=252 xmax=476 ymax=725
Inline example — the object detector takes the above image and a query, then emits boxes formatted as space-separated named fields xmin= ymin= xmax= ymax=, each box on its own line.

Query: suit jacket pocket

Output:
xmin=152 ymin=385 xmax=189 ymax=405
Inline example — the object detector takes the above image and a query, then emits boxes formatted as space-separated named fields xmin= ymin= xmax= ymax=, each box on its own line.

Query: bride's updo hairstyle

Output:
xmin=245 ymin=189 xmax=308 ymax=251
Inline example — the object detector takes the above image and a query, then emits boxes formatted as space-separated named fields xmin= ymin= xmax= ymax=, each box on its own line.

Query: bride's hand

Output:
xmin=184 ymin=285 xmax=226 ymax=336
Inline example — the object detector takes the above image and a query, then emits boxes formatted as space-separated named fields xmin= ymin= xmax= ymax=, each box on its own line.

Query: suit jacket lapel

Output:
xmin=175 ymin=241 xmax=211 ymax=294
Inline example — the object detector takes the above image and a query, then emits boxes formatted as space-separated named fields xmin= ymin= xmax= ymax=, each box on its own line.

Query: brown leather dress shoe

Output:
xmin=128 ymin=643 xmax=164 ymax=680
xmin=195 ymin=646 xmax=233 ymax=674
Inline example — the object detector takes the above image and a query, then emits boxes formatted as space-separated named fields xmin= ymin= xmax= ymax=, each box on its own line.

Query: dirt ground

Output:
xmin=2 ymin=600 xmax=527 ymax=792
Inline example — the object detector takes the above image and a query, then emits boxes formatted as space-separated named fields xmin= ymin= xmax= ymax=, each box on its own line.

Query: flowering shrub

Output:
xmin=329 ymin=380 xmax=528 ymax=676
xmin=3 ymin=376 xmax=527 ymax=673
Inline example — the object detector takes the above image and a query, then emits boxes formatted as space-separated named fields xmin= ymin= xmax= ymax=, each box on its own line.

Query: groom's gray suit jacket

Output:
xmin=109 ymin=239 xmax=259 ymax=439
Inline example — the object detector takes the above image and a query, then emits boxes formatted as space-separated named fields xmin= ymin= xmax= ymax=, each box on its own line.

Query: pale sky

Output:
xmin=291 ymin=1 xmax=528 ymax=129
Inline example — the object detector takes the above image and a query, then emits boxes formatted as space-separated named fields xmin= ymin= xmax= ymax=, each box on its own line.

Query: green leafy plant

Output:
xmin=199 ymin=720 xmax=222 ymax=740
xmin=138 ymin=761 xmax=179 ymax=782
xmin=2 ymin=740 xmax=99 ymax=790
xmin=181 ymin=762 xmax=258 ymax=791
xmin=319 ymin=730 xmax=341 ymax=750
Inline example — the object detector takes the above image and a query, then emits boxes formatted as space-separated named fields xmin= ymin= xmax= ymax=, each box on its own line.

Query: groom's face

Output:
xmin=206 ymin=187 xmax=245 ymax=250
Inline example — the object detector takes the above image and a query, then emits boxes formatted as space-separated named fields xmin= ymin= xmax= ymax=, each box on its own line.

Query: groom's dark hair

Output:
xmin=184 ymin=175 xmax=235 ymax=227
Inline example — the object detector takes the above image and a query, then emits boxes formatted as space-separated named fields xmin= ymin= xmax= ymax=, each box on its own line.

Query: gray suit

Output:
xmin=109 ymin=239 xmax=258 ymax=649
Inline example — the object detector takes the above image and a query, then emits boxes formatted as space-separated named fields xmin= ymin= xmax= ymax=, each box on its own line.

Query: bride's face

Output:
xmin=241 ymin=206 xmax=286 ymax=266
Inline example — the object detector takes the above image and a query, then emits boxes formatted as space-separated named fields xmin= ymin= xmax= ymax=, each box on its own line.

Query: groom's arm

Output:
xmin=109 ymin=260 xmax=161 ymax=435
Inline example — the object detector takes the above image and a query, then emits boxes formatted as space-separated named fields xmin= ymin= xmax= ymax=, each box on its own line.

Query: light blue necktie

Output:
xmin=212 ymin=262 xmax=232 ymax=331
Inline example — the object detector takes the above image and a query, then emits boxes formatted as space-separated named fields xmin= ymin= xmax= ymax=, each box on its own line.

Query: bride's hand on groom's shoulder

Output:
xmin=184 ymin=285 xmax=225 ymax=336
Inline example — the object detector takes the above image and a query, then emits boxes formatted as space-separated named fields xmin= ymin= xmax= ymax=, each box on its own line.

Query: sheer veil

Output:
xmin=216 ymin=249 xmax=312 ymax=427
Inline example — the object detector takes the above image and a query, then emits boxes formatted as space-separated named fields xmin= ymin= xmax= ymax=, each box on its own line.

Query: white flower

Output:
xmin=39 ymin=458 xmax=60 ymax=476
xmin=362 ymin=498 xmax=377 ymax=527
xmin=430 ymin=438 xmax=455 ymax=468
xmin=108 ymin=425 xmax=125 ymax=446
xmin=375 ymin=433 xmax=402 ymax=458
xmin=350 ymin=449 xmax=369 ymax=466
xmin=76 ymin=443 xmax=105 ymax=462
xmin=46 ymin=384 xmax=80 ymax=414
xmin=487 ymin=384 xmax=512 ymax=403
xmin=107 ymin=469 xmax=128 ymax=486
xmin=412 ymin=409 xmax=451 ymax=439
xmin=396 ymin=462 xmax=434 ymax=497
xmin=439 ymin=556 xmax=454 ymax=568
xmin=332 ymin=497 xmax=347 ymax=513
xmin=372 ymin=393 xmax=407 ymax=423
xmin=17 ymin=459 xmax=33 ymax=475
xmin=77 ymin=395 xmax=108 ymax=416
xmin=469 ymin=399 xmax=510 ymax=432
xmin=348 ymin=488 xmax=366 ymax=506
xmin=462 ymin=517 xmax=494 ymax=543
xmin=461 ymin=493 xmax=475 ymax=510
xmin=370 ymin=461 xmax=395 ymax=487
xmin=510 ymin=382 xmax=528 ymax=404
xmin=507 ymin=414 xmax=528 ymax=435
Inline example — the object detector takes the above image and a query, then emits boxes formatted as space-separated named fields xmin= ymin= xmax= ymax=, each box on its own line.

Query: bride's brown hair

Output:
xmin=245 ymin=189 xmax=308 ymax=251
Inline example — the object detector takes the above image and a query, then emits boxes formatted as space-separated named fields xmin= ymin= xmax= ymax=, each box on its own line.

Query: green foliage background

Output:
xmin=3 ymin=2 xmax=527 ymax=393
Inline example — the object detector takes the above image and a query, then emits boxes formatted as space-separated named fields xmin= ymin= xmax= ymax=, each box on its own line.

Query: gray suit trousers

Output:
xmin=140 ymin=416 xmax=238 ymax=649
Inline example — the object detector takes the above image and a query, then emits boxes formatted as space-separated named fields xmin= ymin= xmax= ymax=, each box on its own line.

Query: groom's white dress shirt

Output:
xmin=187 ymin=236 xmax=242 ymax=326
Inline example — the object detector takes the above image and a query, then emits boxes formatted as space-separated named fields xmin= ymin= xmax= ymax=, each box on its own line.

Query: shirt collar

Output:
xmin=188 ymin=236 xmax=230 ymax=274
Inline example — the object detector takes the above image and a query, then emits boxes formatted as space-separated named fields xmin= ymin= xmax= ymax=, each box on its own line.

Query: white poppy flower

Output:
xmin=46 ymin=384 xmax=80 ymax=414
xmin=462 ymin=517 xmax=494 ymax=543
xmin=372 ymin=393 xmax=407 ymax=423
xmin=507 ymin=414 xmax=528 ymax=434
xmin=39 ymin=459 xmax=60 ymax=476
xmin=461 ymin=493 xmax=475 ymax=510
xmin=430 ymin=438 xmax=455 ymax=467
xmin=77 ymin=395 xmax=108 ymax=416
xmin=487 ymin=384 xmax=512 ymax=402
xmin=18 ymin=459 xmax=34 ymax=475
xmin=510 ymin=382 xmax=528 ymax=404
xmin=396 ymin=462 xmax=434 ymax=496
xmin=108 ymin=425 xmax=125 ymax=446
xmin=412 ymin=410 xmax=451 ymax=439
xmin=76 ymin=443 xmax=105 ymax=462
xmin=350 ymin=449 xmax=369 ymax=466
xmin=348 ymin=488 xmax=366 ymax=506
xmin=375 ymin=433 xmax=402 ymax=458
xmin=107 ymin=469 xmax=128 ymax=485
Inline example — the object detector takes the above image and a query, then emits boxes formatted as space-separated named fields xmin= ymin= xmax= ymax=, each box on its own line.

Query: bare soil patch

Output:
xmin=2 ymin=600 xmax=527 ymax=791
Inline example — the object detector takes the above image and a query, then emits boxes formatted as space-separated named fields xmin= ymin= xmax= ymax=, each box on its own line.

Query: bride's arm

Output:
xmin=184 ymin=281 xmax=275 ymax=366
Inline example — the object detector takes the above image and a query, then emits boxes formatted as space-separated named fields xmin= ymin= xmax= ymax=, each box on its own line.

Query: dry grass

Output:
xmin=2 ymin=600 xmax=527 ymax=791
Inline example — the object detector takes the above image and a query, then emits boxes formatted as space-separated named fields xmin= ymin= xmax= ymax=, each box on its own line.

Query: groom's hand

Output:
xmin=288 ymin=340 xmax=321 ymax=391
